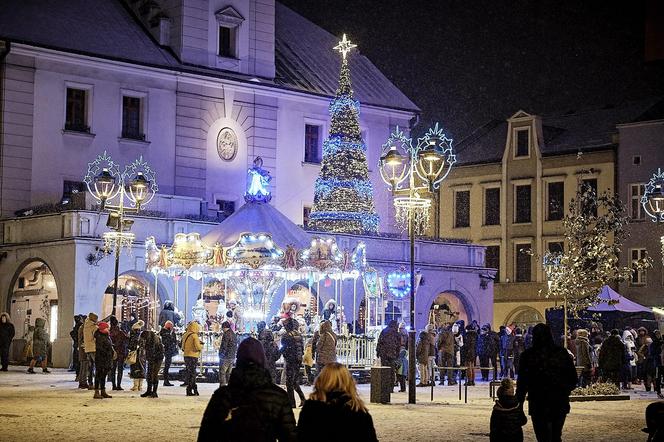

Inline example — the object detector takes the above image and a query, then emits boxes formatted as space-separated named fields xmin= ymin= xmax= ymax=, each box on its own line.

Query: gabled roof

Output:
xmin=454 ymin=97 xmax=664 ymax=166
xmin=0 ymin=0 xmax=418 ymax=112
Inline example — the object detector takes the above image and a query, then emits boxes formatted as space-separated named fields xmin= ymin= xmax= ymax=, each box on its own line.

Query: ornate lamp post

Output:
xmin=84 ymin=152 xmax=158 ymax=317
xmin=378 ymin=124 xmax=456 ymax=404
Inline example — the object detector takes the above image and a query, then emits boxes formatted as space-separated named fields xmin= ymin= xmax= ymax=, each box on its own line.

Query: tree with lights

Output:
xmin=543 ymin=184 xmax=651 ymax=337
xmin=308 ymin=35 xmax=379 ymax=234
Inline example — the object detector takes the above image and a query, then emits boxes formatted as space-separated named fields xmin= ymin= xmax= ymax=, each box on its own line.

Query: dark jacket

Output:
xmin=94 ymin=330 xmax=114 ymax=371
xmin=219 ymin=328 xmax=238 ymax=360
xmin=376 ymin=322 xmax=400 ymax=360
xmin=437 ymin=328 xmax=455 ymax=355
xmin=198 ymin=362 xmax=297 ymax=442
xmin=158 ymin=302 xmax=181 ymax=327
xmin=159 ymin=328 xmax=178 ymax=358
xmin=313 ymin=322 xmax=337 ymax=365
xmin=490 ymin=395 xmax=527 ymax=442
xmin=598 ymin=335 xmax=627 ymax=373
xmin=516 ymin=344 xmax=577 ymax=416
xmin=32 ymin=318 xmax=49 ymax=358
xmin=463 ymin=329 xmax=478 ymax=363
xmin=477 ymin=332 xmax=496 ymax=358
xmin=0 ymin=313 xmax=15 ymax=348
xmin=416 ymin=332 xmax=432 ymax=364
xmin=258 ymin=329 xmax=280 ymax=370
xmin=575 ymin=334 xmax=592 ymax=369
xmin=500 ymin=334 xmax=515 ymax=357
xmin=128 ymin=329 xmax=145 ymax=379
xmin=141 ymin=330 xmax=164 ymax=362
xmin=281 ymin=330 xmax=304 ymax=367
xmin=490 ymin=331 xmax=501 ymax=357
xmin=109 ymin=325 xmax=128 ymax=358
xmin=297 ymin=392 xmax=378 ymax=442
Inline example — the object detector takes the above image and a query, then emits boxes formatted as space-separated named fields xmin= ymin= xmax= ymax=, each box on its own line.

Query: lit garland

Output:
xmin=309 ymin=35 xmax=379 ymax=234
xmin=387 ymin=270 xmax=411 ymax=298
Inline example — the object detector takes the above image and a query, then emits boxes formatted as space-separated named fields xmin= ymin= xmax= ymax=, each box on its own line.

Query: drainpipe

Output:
xmin=0 ymin=40 xmax=10 ymax=217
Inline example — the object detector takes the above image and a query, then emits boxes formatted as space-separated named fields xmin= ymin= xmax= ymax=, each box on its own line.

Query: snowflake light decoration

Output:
xmin=641 ymin=168 xmax=664 ymax=223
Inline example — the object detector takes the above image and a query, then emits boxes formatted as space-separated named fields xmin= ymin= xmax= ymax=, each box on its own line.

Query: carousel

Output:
xmin=145 ymin=157 xmax=384 ymax=368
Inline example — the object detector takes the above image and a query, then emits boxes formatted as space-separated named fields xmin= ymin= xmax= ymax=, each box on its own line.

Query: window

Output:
xmin=515 ymin=185 xmax=531 ymax=223
xmin=485 ymin=245 xmax=500 ymax=282
xmin=630 ymin=184 xmax=645 ymax=220
xmin=216 ymin=200 xmax=235 ymax=221
xmin=581 ymin=178 xmax=598 ymax=217
xmin=547 ymin=241 xmax=564 ymax=254
xmin=304 ymin=124 xmax=322 ymax=163
xmin=515 ymin=244 xmax=532 ymax=282
xmin=65 ymin=88 xmax=89 ymax=132
xmin=630 ymin=248 xmax=647 ymax=285
xmin=62 ymin=180 xmax=86 ymax=207
xmin=122 ymin=96 xmax=144 ymax=140
xmin=547 ymin=181 xmax=564 ymax=221
xmin=454 ymin=190 xmax=470 ymax=228
xmin=633 ymin=156 xmax=641 ymax=166
xmin=218 ymin=26 xmax=237 ymax=58
xmin=484 ymin=187 xmax=500 ymax=225
xmin=515 ymin=129 xmax=529 ymax=157
xmin=303 ymin=206 xmax=312 ymax=228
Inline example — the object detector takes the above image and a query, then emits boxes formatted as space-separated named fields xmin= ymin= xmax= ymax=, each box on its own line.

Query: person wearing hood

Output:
xmin=312 ymin=319 xmax=337 ymax=374
xmin=198 ymin=337 xmax=297 ymax=442
xmin=158 ymin=300 xmax=181 ymax=327
xmin=513 ymin=328 xmax=526 ymax=377
xmin=218 ymin=321 xmax=237 ymax=387
xmin=81 ymin=312 xmax=99 ymax=387
xmin=109 ymin=316 xmax=128 ymax=390
xmin=297 ymin=362 xmax=378 ymax=441
xmin=182 ymin=320 xmax=203 ymax=396
xmin=623 ymin=330 xmax=637 ymax=389
xmin=27 ymin=317 xmax=50 ymax=374
xmin=322 ymin=299 xmax=337 ymax=330
xmin=636 ymin=326 xmax=649 ymax=384
xmin=128 ymin=320 xmax=146 ymax=392
xmin=93 ymin=321 xmax=114 ymax=399
xmin=281 ymin=317 xmax=306 ymax=408
xmin=258 ymin=325 xmax=280 ymax=383
xmin=77 ymin=314 xmax=89 ymax=388
xmin=69 ymin=315 xmax=82 ymax=376
xmin=0 ymin=312 xmax=15 ymax=371
xmin=159 ymin=320 xmax=178 ymax=386
xmin=516 ymin=323 xmax=577 ymax=442
xmin=490 ymin=378 xmax=527 ymax=442
xmin=598 ymin=329 xmax=627 ymax=388
xmin=140 ymin=328 xmax=164 ymax=398
xmin=416 ymin=330 xmax=432 ymax=387
xmin=650 ymin=329 xmax=663 ymax=399
xmin=575 ymin=329 xmax=592 ymax=387
xmin=477 ymin=325 xmax=496 ymax=382
xmin=500 ymin=326 xmax=515 ymax=379
xmin=463 ymin=324 xmax=478 ymax=386
xmin=437 ymin=324 xmax=456 ymax=386
xmin=376 ymin=320 xmax=400 ymax=390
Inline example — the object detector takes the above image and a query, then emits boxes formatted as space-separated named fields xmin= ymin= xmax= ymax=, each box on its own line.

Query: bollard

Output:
xmin=370 ymin=366 xmax=392 ymax=404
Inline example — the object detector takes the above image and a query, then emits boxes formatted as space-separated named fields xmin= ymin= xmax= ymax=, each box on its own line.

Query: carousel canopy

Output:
xmin=587 ymin=285 xmax=652 ymax=313
xmin=201 ymin=200 xmax=311 ymax=249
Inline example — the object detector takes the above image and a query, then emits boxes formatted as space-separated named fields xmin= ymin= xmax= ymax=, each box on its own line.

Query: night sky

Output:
xmin=279 ymin=0 xmax=664 ymax=140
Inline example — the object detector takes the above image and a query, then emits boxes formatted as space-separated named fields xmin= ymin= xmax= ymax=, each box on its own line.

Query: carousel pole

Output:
xmin=185 ymin=271 xmax=189 ymax=324
xmin=154 ymin=272 xmax=158 ymax=328
xmin=339 ymin=273 xmax=343 ymax=331
xmin=316 ymin=279 xmax=321 ymax=317
xmin=174 ymin=275 xmax=179 ymax=318
xmin=353 ymin=277 xmax=357 ymax=334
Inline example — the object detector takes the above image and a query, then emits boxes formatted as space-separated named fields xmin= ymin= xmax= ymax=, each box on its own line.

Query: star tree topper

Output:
xmin=334 ymin=34 xmax=357 ymax=60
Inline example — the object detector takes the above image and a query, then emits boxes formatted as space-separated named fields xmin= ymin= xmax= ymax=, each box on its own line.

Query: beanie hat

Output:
xmin=236 ymin=337 xmax=267 ymax=368
xmin=497 ymin=378 xmax=515 ymax=398
xmin=109 ymin=316 xmax=118 ymax=327
xmin=88 ymin=312 xmax=98 ymax=322
xmin=132 ymin=319 xmax=145 ymax=330
xmin=98 ymin=322 xmax=110 ymax=334
xmin=221 ymin=321 xmax=231 ymax=329
xmin=164 ymin=320 xmax=173 ymax=330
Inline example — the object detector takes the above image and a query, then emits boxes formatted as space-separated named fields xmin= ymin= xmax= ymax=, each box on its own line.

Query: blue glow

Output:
xmin=315 ymin=178 xmax=374 ymax=199
xmin=387 ymin=271 xmax=411 ymax=298
xmin=244 ymin=157 xmax=271 ymax=203
xmin=329 ymin=96 xmax=360 ymax=114
xmin=308 ymin=211 xmax=379 ymax=231
xmin=323 ymin=137 xmax=366 ymax=156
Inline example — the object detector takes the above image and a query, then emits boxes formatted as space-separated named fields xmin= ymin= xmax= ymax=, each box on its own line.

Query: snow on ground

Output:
xmin=0 ymin=367 xmax=657 ymax=441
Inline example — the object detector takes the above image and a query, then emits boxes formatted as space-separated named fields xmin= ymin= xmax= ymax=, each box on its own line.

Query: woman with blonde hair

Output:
xmin=297 ymin=362 xmax=377 ymax=441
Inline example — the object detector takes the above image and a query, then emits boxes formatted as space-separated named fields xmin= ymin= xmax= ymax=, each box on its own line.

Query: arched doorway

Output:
xmin=429 ymin=292 xmax=469 ymax=328
xmin=8 ymin=260 xmax=59 ymax=362
xmin=506 ymin=306 xmax=543 ymax=329
xmin=102 ymin=274 xmax=158 ymax=329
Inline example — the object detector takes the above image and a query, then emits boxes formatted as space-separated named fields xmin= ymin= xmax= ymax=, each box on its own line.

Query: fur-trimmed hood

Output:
xmin=0 ymin=312 xmax=11 ymax=323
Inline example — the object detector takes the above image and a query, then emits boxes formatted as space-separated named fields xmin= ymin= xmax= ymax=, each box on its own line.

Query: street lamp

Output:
xmin=84 ymin=151 xmax=158 ymax=317
xmin=378 ymin=124 xmax=456 ymax=404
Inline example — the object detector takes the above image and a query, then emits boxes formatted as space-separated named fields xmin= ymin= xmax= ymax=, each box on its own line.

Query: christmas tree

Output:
xmin=308 ymin=35 xmax=379 ymax=234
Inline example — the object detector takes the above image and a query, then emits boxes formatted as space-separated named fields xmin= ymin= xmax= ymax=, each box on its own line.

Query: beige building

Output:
xmin=437 ymin=108 xmax=629 ymax=327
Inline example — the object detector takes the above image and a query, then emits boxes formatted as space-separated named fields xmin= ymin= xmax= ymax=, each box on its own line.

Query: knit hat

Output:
xmin=132 ymin=319 xmax=145 ymax=330
xmin=88 ymin=312 xmax=98 ymax=322
xmin=109 ymin=316 xmax=118 ymax=327
xmin=497 ymin=378 xmax=515 ymax=398
xmin=164 ymin=320 xmax=173 ymax=330
xmin=98 ymin=322 xmax=110 ymax=334
xmin=236 ymin=337 xmax=267 ymax=368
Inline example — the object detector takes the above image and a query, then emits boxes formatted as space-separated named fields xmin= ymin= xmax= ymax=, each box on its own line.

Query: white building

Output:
xmin=0 ymin=0 xmax=493 ymax=367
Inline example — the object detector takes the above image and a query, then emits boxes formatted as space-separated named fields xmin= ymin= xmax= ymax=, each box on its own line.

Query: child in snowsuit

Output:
xmin=490 ymin=378 xmax=527 ymax=442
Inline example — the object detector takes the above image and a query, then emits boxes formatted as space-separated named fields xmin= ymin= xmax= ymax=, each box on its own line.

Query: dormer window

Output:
xmin=514 ymin=128 xmax=530 ymax=157
xmin=215 ymin=6 xmax=244 ymax=59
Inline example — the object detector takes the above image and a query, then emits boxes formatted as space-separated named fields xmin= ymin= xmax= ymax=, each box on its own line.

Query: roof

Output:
xmin=587 ymin=286 xmax=651 ymax=313
xmin=454 ymin=97 xmax=664 ymax=166
xmin=0 ymin=0 xmax=417 ymax=112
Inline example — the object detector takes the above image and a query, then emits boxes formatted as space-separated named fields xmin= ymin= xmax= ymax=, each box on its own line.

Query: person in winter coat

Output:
xmin=477 ymin=325 xmax=496 ymax=381
xmin=140 ymin=329 xmax=164 ymax=398
xmin=77 ymin=314 xmax=89 ymax=388
xmin=218 ymin=321 xmax=238 ymax=387
xmin=513 ymin=328 xmax=526 ymax=377
xmin=489 ymin=325 xmax=501 ymax=380
xmin=128 ymin=320 xmax=146 ymax=392
xmin=158 ymin=300 xmax=181 ymax=327
xmin=516 ymin=323 xmax=577 ymax=442
xmin=490 ymin=378 xmax=527 ymax=442
xmin=93 ymin=321 xmax=114 ymax=399
xmin=69 ymin=315 xmax=82 ymax=376
xmin=312 ymin=320 xmax=337 ymax=373
xmin=623 ymin=330 xmax=637 ymax=389
xmin=159 ymin=320 xmax=178 ymax=386
xmin=198 ymin=337 xmax=297 ymax=442
xmin=396 ymin=346 xmax=408 ymax=392
xmin=108 ymin=316 xmax=128 ymax=390
xmin=437 ymin=325 xmax=456 ymax=385
xmin=598 ymin=329 xmax=627 ymax=388
xmin=27 ymin=318 xmax=50 ymax=374
xmin=297 ymin=362 xmax=378 ymax=442
xmin=463 ymin=324 xmax=478 ymax=385
xmin=376 ymin=320 xmax=400 ymax=389
xmin=81 ymin=312 xmax=98 ymax=387
xmin=416 ymin=330 xmax=432 ymax=386
xmin=524 ymin=326 xmax=534 ymax=350
xmin=500 ymin=326 xmax=515 ymax=378
xmin=649 ymin=329 xmax=663 ymax=399
xmin=398 ymin=322 xmax=408 ymax=348
xmin=259 ymin=326 xmax=280 ymax=383
xmin=182 ymin=320 xmax=203 ymax=396
xmin=281 ymin=317 xmax=306 ymax=408
xmin=636 ymin=326 xmax=649 ymax=383
xmin=0 ymin=312 xmax=15 ymax=371
xmin=575 ymin=329 xmax=592 ymax=387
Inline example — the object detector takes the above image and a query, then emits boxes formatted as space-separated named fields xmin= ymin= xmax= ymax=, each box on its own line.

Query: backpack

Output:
xmin=218 ymin=392 xmax=271 ymax=441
